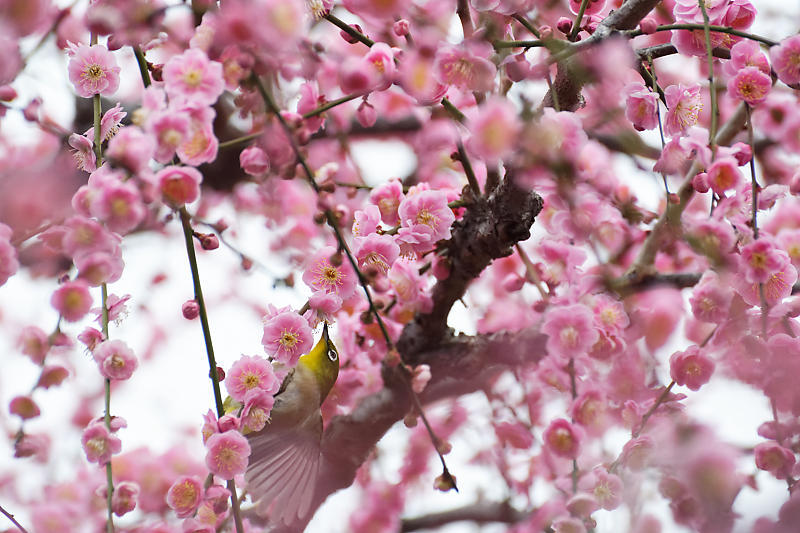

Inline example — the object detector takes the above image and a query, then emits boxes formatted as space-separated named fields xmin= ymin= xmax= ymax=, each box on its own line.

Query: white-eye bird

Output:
xmin=246 ymin=322 xmax=339 ymax=529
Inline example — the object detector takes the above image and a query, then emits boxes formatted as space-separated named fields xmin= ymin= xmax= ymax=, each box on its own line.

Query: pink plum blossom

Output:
xmin=724 ymin=39 xmax=769 ymax=77
xmin=68 ymin=133 xmax=96 ymax=172
xmin=239 ymin=145 xmax=269 ymax=176
xmin=204 ymin=430 xmax=250 ymax=480
xmin=754 ymin=442 xmax=796 ymax=480
xmin=727 ymin=66 xmax=771 ymax=106
xmin=690 ymin=273 xmax=733 ymax=323
xmin=163 ymin=48 xmax=224 ymax=107
xmin=262 ymin=311 xmax=314 ymax=366
xmin=241 ymin=389 xmax=275 ymax=432
xmin=157 ymin=165 xmax=202 ymax=207
xmin=307 ymin=291 xmax=343 ymax=326
xmin=76 ymin=251 xmax=124 ymax=286
xmin=92 ymin=339 xmax=138 ymax=380
xmin=166 ymin=475 xmax=204 ymax=518
xmin=352 ymin=204 xmax=381 ymax=237
xmin=467 ymin=97 xmax=521 ymax=163
xmin=81 ymin=421 xmax=121 ymax=464
xmin=177 ymin=106 xmax=218 ymax=166
xmin=724 ymin=0 xmax=757 ymax=29
xmin=669 ymin=345 xmax=715 ymax=391
xmin=543 ymin=418 xmax=583 ymax=459
xmin=149 ymin=110 xmax=191 ymax=164
xmin=112 ymin=481 xmax=139 ymax=517
xmin=105 ymin=126 xmax=155 ymax=174
xmin=19 ymin=326 xmax=49 ymax=364
xmin=397 ymin=48 xmax=448 ymax=105
xmin=581 ymin=468 xmax=623 ymax=511
xmin=568 ymin=0 xmax=605 ymax=16
xmin=770 ymin=35 xmax=800 ymax=86
xmin=740 ymin=238 xmax=790 ymax=284
xmin=51 ymin=279 xmax=93 ymax=322
xmin=398 ymin=190 xmax=455 ymax=245
xmin=735 ymin=262 xmax=797 ymax=307
xmin=624 ymin=82 xmax=659 ymax=131
xmin=363 ymin=42 xmax=396 ymax=92
xmin=9 ymin=395 xmax=40 ymax=419
xmin=355 ymin=233 xmax=400 ymax=274
xmin=302 ymin=246 xmax=357 ymax=299
xmin=664 ymin=84 xmax=702 ymax=137
xmin=67 ymin=43 xmax=120 ymax=97
xmin=673 ymin=0 xmax=727 ymax=24
xmin=541 ymin=304 xmax=599 ymax=360
xmin=370 ymin=180 xmax=404 ymax=226
xmin=224 ymin=355 xmax=280 ymax=402
xmin=706 ymin=157 xmax=743 ymax=194
xmin=433 ymin=42 xmax=496 ymax=93
xmin=88 ymin=177 xmax=146 ymax=235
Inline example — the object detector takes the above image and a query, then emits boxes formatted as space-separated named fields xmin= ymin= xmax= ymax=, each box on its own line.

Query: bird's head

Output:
xmin=297 ymin=322 xmax=339 ymax=403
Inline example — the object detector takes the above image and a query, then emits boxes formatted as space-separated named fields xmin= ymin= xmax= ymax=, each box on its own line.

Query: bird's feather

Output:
xmin=246 ymin=364 xmax=324 ymax=529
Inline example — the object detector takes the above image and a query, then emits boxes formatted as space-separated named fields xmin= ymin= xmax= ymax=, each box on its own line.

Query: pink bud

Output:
xmin=10 ymin=396 xmax=40 ymax=420
xmin=239 ymin=146 xmax=269 ymax=176
xmin=340 ymin=24 xmax=363 ymax=44
xmin=556 ymin=17 xmax=573 ymax=34
xmin=182 ymin=299 xmax=200 ymax=320
xmin=639 ymin=17 xmax=658 ymax=34
xmin=200 ymin=233 xmax=219 ymax=250
xmin=730 ymin=142 xmax=752 ymax=166
xmin=692 ymin=172 xmax=709 ymax=193
xmin=0 ymin=85 xmax=17 ymax=101
xmin=356 ymin=100 xmax=377 ymax=128
xmin=393 ymin=19 xmax=410 ymax=37
xmin=218 ymin=414 xmax=240 ymax=432
xmin=502 ymin=273 xmax=525 ymax=292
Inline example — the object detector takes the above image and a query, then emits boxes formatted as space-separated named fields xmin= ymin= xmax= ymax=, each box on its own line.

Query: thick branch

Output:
xmin=397 ymin=176 xmax=543 ymax=360
xmin=312 ymin=328 xmax=548 ymax=526
xmin=543 ymin=0 xmax=662 ymax=110
xmin=401 ymin=501 xmax=529 ymax=531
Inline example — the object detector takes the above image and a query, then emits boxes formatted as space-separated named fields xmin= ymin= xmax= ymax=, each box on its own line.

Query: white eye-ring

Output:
xmin=327 ymin=348 xmax=338 ymax=361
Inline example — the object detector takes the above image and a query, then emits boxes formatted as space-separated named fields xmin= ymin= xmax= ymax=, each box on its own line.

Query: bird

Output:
xmin=245 ymin=321 xmax=339 ymax=530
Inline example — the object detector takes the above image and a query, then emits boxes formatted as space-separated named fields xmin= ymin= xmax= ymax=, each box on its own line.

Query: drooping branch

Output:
xmin=400 ymin=500 xmax=530 ymax=531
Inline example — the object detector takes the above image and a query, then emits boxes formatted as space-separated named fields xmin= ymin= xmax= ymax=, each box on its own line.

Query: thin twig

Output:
xmin=699 ymin=1 xmax=719 ymax=155
xmin=323 ymin=13 xmax=374 ymax=47
xmin=568 ymin=0 xmax=590 ymax=41
xmin=303 ymin=93 xmax=361 ymax=118
xmin=0 ymin=504 xmax=28 ymax=533
xmin=178 ymin=208 xmax=246 ymax=533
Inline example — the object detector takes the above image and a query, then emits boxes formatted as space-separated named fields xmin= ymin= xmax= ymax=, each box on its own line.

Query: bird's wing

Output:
xmin=245 ymin=369 xmax=323 ymax=529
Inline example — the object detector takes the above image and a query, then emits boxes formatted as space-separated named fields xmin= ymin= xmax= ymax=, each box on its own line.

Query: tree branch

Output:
xmin=397 ymin=175 xmax=543 ymax=359
xmin=401 ymin=500 xmax=529 ymax=531
xmin=543 ymin=0 xmax=663 ymax=111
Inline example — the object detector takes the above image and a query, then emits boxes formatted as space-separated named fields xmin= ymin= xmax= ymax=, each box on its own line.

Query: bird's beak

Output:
xmin=322 ymin=321 xmax=330 ymax=344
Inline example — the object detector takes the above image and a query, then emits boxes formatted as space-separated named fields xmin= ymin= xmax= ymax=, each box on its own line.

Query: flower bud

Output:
xmin=393 ymin=19 xmax=410 ymax=37
xmin=182 ymin=299 xmax=200 ymax=320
